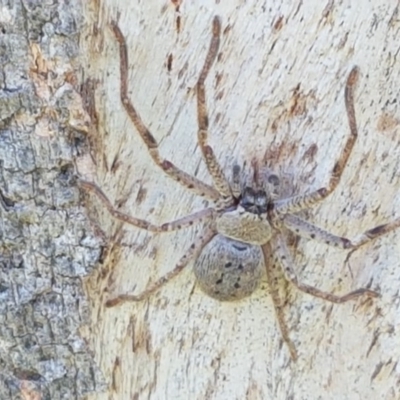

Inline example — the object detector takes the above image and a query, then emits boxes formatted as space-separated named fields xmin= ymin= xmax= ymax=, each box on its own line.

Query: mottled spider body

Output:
xmin=194 ymin=235 xmax=264 ymax=301
xmin=195 ymin=171 xmax=278 ymax=299
xmin=80 ymin=16 xmax=400 ymax=360
xmin=215 ymin=171 xmax=279 ymax=246
xmin=216 ymin=206 xmax=274 ymax=246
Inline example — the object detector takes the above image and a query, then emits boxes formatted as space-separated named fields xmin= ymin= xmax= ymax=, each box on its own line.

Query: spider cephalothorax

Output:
xmin=239 ymin=187 xmax=270 ymax=215
xmin=196 ymin=175 xmax=276 ymax=300
xmin=215 ymin=168 xmax=279 ymax=245
xmin=215 ymin=200 xmax=273 ymax=246
xmin=80 ymin=16 xmax=400 ymax=360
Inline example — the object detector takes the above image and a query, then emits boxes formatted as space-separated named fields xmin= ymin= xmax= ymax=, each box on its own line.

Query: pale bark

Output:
xmin=82 ymin=1 xmax=400 ymax=399
xmin=0 ymin=0 xmax=104 ymax=399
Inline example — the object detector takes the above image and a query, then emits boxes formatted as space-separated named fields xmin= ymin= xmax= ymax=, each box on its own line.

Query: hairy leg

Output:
xmin=271 ymin=235 xmax=378 ymax=303
xmin=105 ymin=229 xmax=216 ymax=307
xmin=283 ymin=214 xmax=400 ymax=250
xmin=262 ymin=243 xmax=298 ymax=361
xmin=110 ymin=21 xmax=220 ymax=202
xmin=196 ymin=17 xmax=233 ymax=205
xmin=273 ymin=67 xmax=359 ymax=214
xmin=79 ymin=180 xmax=214 ymax=232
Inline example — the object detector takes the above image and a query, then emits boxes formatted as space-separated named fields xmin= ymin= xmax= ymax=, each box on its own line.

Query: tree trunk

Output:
xmin=83 ymin=1 xmax=400 ymax=399
xmin=7 ymin=0 xmax=397 ymax=399
xmin=0 ymin=0 xmax=104 ymax=399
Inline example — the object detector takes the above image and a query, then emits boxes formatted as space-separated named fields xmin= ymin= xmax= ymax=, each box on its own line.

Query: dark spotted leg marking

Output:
xmin=196 ymin=16 xmax=233 ymax=204
xmin=284 ymin=214 xmax=400 ymax=251
xmin=349 ymin=218 xmax=400 ymax=248
xmin=274 ymin=67 xmax=360 ymax=215
xmin=262 ymin=244 xmax=298 ymax=361
xmin=160 ymin=208 xmax=215 ymax=231
xmin=110 ymin=21 xmax=220 ymax=202
xmin=105 ymin=229 xmax=216 ymax=307
xmin=79 ymin=180 xmax=214 ymax=232
xmin=283 ymin=214 xmax=352 ymax=248
xmin=344 ymin=217 xmax=400 ymax=265
xmin=271 ymin=235 xmax=379 ymax=303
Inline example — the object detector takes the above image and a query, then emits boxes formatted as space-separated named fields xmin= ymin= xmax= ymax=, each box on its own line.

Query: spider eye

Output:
xmin=240 ymin=198 xmax=253 ymax=207
xmin=254 ymin=192 xmax=267 ymax=206
xmin=232 ymin=165 xmax=240 ymax=174
xmin=240 ymin=187 xmax=255 ymax=207
xmin=239 ymin=188 xmax=269 ymax=214
xmin=267 ymin=174 xmax=280 ymax=186
xmin=243 ymin=187 xmax=255 ymax=196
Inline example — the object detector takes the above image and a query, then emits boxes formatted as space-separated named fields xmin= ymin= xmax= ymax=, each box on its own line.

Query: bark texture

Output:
xmin=82 ymin=1 xmax=399 ymax=399
xmin=0 ymin=1 xmax=104 ymax=399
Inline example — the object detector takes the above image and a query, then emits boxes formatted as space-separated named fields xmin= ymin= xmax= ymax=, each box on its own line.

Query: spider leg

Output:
xmin=196 ymin=17 xmax=233 ymax=205
xmin=273 ymin=67 xmax=359 ymax=215
xmin=80 ymin=180 xmax=159 ymax=231
xmin=262 ymin=243 xmax=298 ymax=361
xmin=160 ymin=208 xmax=215 ymax=231
xmin=271 ymin=235 xmax=378 ymax=304
xmin=79 ymin=180 xmax=214 ymax=232
xmin=283 ymin=214 xmax=400 ymax=250
xmin=349 ymin=218 xmax=400 ymax=248
xmin=105 ymin=229 xmax=216 ymax=307
xmin=110 ymin=22 xmax=220 ymax=203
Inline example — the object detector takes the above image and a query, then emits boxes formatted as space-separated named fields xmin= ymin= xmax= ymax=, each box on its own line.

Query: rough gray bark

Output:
xmin=0 ymin=1 xmax=104 ymax=399
xmin=3 ymin=0 xmax=396 ymax=399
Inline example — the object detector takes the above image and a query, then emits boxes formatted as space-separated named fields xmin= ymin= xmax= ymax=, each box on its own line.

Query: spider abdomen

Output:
xmin=194 ymin=235 xmax=264 ymax=301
